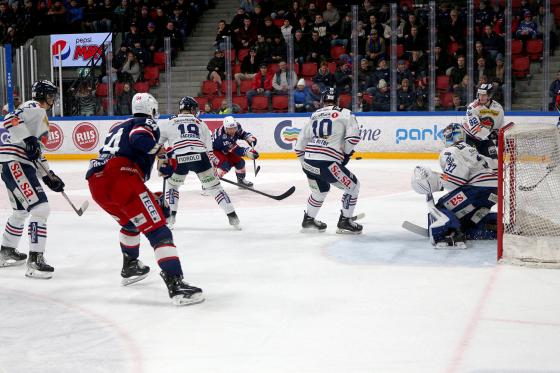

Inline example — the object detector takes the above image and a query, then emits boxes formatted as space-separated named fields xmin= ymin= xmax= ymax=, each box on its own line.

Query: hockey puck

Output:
xmin=355 ymin=157 xmax=363 ymax=160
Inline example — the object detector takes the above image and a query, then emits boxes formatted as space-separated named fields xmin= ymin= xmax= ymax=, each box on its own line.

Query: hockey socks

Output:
xmin=209 ymin=187 xmax=235 ymax=215
xmin=146 ymin=226 xmax=182 ymax=277
xmin=341 ymin=193 xmax=358 ymax=219
xmin=120 ymin=226 xmax=140 ymax=259
xmin=306 ymin=192 xmax=327 ymax=218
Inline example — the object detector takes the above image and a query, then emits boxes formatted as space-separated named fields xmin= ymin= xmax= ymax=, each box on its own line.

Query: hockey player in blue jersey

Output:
xmin=411 ymin=123 xmax=498 ymax=248
xmin=87 ymin=93 xmax=203 ymax=306
xmin=294 ymin=87 xmax=362 ymax=234
xmin=0 ymin=80 xmax=65 ymax=278
xmin=212 ymin=116 xmax=258 ymax=188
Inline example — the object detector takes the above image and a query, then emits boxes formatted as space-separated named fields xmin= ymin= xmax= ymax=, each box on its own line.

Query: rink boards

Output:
xmin=0 ymin=112 xmax=556 ymax=160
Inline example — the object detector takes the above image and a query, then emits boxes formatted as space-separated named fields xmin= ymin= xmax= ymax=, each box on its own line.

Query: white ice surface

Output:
xmin=1 ymin=160 xmax=560 ymax=373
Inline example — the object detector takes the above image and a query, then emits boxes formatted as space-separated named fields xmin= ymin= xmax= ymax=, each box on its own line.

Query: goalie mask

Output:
xmin=442 ymin=123 xmax=465 ymax=146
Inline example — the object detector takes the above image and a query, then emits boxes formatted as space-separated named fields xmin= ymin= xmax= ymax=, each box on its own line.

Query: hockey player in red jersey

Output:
xmin=86 ymin=93 xmax=203 ymax=306
xmin=212 ymin=115 xmax=259 ymax=188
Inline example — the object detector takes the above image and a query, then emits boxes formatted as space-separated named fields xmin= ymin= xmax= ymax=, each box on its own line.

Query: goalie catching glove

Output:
xmin=411 ymin=166 xmax=442 ymax=195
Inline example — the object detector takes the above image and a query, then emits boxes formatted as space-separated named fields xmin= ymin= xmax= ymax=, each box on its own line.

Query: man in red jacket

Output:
xmin=246 ymin=63 xmax=273 ymax=111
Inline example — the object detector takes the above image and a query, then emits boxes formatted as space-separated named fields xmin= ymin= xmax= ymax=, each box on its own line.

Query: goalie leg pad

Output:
xmin=428 ymin=203 xmax=462 ymax=247
xmin=464 ymin=213 xmax=497 ymax=240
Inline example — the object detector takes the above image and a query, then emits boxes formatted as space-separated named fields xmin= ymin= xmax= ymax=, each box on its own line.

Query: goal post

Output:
xmin=497 ymin=122 xmax=560 ymax=267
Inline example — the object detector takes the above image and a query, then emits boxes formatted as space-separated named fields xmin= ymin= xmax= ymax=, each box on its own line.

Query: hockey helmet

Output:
xmin=442 ymin=123 xmax=465 ymax=146
xmin=179 ymin=96 xmax=199 ymax=116
xmin=31 ymin=80 xmax=57 ymax=102
xmin=320 ymin=87 xmax=337 ymax=105
xmin=477 ymin=83 xmax=493 ymax=100
xmin=223 ymin=116 xmax=238 ymax=129
xmin=132 ymin=93 xmax=159 ymax=119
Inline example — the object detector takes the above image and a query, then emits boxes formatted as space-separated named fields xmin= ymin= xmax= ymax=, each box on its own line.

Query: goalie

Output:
xmin=411 ymin=123 xmax=498 ymax=248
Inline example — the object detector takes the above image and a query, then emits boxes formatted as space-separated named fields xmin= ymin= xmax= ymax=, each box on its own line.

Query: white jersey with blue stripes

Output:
xmin=439 ymin=141 xmax=497 ymax=191
xmin=295 ymin=105 xmax=360 ymax=162
xmin=158 ymin=114 xmax=213 ymax=154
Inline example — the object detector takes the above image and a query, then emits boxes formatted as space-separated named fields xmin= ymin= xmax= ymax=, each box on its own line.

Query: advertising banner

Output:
xmin=50 ymin=33 xmax=111 ymax=68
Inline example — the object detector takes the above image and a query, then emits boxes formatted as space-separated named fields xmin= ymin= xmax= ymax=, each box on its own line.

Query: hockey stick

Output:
xmin=219 ymin=177 xmax=295 ymax=200
xmin=35 ymin=160 xmax=89 ymax=216
xmin=402 ymin=220 xmax=429 ymax=237
xmin=250 ymin=142 xmax=260 ymax=177
xmin=518 ymin=164 xmax=557 ymax=191
xmin=352 ymin=212 xmax=365 ymax=221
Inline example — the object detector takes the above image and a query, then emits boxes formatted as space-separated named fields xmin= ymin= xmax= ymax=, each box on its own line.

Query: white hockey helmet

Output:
xmin=132 ymin=93 xmax=159 ymax=119
xmin=223 ymin=116 xmax=238 ymax=129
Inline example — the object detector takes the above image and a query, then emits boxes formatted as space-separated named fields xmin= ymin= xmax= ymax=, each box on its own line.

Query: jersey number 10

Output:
xmin=312 ymin=119 xmax=333 ymax=138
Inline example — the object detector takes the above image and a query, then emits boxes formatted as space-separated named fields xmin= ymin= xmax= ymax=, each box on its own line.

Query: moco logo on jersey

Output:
xmin=50 ymin=33 xmax=112 ymax=67
xmin=43 ymin=123 xmax=64 ymax=151
xmin=72 ymin=122 xmax=99 ymax=151
xmin=274 ymin=120 xmax=301 ymax=150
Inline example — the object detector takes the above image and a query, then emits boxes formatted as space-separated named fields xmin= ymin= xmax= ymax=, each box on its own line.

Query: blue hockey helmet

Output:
xmin=320 ymin=87 xmax=337 ymax=105
xmin=442 ymin=123 xmax=465 ymax=146
xmin=179 ymin=96 xmax=199 ymax=116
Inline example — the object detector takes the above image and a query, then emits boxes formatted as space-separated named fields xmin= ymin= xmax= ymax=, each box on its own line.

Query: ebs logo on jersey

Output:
xmin=274 ymin=120 xmax=301 ymax=150
xmin=52 ymin=40 xmax=71 ymax=61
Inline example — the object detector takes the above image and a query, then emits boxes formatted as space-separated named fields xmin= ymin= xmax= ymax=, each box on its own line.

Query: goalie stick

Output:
xmin=402 ymin=220 xmax=429 ymax=237
xmin=219 ymin=177 xmax=295 ymax=200
xmin=518 ymin=164 xmax=557 ymax=191
xmin=36 ymin=160 xmax=89 ymax=216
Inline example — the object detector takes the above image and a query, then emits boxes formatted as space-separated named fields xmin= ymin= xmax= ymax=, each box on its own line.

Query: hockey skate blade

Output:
xmin=434 ymin=242 xmax=467 ymax=250
xmin=300 ymin=227 xmax=327 ymax=233
xmin=25 ymin=268 xmax=53 ymax=279
xmin=121 ymin=272 xmax=149 ymax=286
xmin=336 ymin=228 xmax=363 ymax=235
xmin=172 ymin=292 xmax=205 ymax=306
xmin=0 ymin=258 xmax=26 ymax=267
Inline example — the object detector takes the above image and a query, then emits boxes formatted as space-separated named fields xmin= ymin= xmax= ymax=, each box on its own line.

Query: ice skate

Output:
xmin=301 ymin=211 xmax=327 ymax=233
xmin=121 ymin=252 xmax=150 ymax=286
xmin=227 ymin=211 xmax=241 ymax=230
xmin=166 ymin=211 xmax=177 ymax=230
xmin=0 ymin=246 xmax=27 ymax=267
xmin=25 ymin=251 xmax=54 ymax=279
xmin=160 ymin=271 xmax=204 ymax=306
xmin=434 ymin=231 xmax=467 ymax=249
xmin=236 ymin=176 xmax=253 ymax=189
xmin=336 ymin=212 xmax=363 ymax=234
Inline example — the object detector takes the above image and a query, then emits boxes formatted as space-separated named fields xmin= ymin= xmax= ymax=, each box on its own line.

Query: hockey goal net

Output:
xmin=498 ymin=123 xmax=560 ymax=267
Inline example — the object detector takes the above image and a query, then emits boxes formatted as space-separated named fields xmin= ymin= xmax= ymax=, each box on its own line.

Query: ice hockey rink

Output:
xmin=1 ymin=159 xmax=560 ymax=373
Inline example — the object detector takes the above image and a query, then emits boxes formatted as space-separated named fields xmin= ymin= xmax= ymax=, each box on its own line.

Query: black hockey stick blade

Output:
xmin=220 ymin=177 xmax=295 ymax=200
xmin=402 ymin=221 xmax=429 ymax=237
xmin=518 ymin=165 xmax=556 ymax=191
xmin=255 ymin=165 xmax=261 ymax=177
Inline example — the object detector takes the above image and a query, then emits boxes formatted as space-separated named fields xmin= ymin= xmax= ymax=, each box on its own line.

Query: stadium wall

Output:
xmin=1 ymin=112 xmax=557 ymax=160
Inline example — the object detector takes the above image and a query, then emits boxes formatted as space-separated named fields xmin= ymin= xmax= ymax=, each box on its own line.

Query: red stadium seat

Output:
xmin=239 ymin=80 xmax=253 ymax=94
xmin=194 ymin=96 xmax=209 ymax=109
xmin=133 ymin=81 xmax=150 ymax=93
xmin=301 ymin=62 xmax=318 ymax=78
xmin=237 ymin=48 xmax=249 ymax=63
xmin=251 ymin=95 xmax=269 ymax=113
xmin=201 ymin=80 xmax=218 ymax=96
xmin=273 ymin=18 xmax=284 ymax=28
xmin=440 ymin=92 xmax=454 ymax=109
xmin=436 ymin=75 xmax=450 ymax=92
xmin=232 ymin=96 xmax=248 ymax=113
xmin=330 ymin=46 xmax=346 ymax=60
xmin=143 ymin=66 xmax=160 ymax=86
xmin=211 ymin=96 xmax=226 ymax=111
xmin=338 ymin=93 xmax=352 ymax=109
xmin=114 ymin=82 xmax=125 ymax=96
xmin=232 ymin=63 xmax=242 ymax=75
xmin=153 ymin=52 xmax=166 ymax=71
xmin=512 ymin=56 xmax=530 ymax=78
xmin=95 ymin=83 xmax=108 ymax=97
xmin=327 ymin=61 xmax=337 ymax=74
xmin=526 ymin=39 xmax=543 ymax=61
xmin=268 ymin=63 xmax=280 ymax=73
xmin=220 ymin=80 xmax=237 ymax=95
xmin=511 ymin=39 xmax=523 ymax=56
xmin=362 ymin=93 xmax=373 ymax=106
xmin=272 ymin=95 xmax=289 ymax=112
xmin=447 ymin=41 xmax=460 ymax=55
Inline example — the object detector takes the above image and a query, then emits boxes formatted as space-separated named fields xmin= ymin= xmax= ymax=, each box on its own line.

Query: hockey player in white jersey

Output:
xmin=158 ymin=96 xmax=240 ymax=229
xmin=0 ymin=80 xmax=65 ymax=278
xmin=461 ymin=83 xmax=504 ymax=169
xmin=411 ymin=123 xmax=498 ymax=248
xmin=294 ymin=87 xmax=362 ymax=234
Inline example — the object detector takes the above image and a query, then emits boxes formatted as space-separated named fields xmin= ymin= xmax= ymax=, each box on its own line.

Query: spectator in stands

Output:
xmin=247 ymin=63 xmax=273 ymax=111
xmin=372 ymin=79 xmax=390 ymax=112
xmin=454 ymin=74 xmax=470 ymax=106
xmin=397 ymin=78 xmax=415 ymax=111
xmin=67 ymin=0 xmax=84 ymax=33
xmin=254 ymin=34 xmax=272 ymax=64
xmin=145 ymin=23 xmax=161 ymax=63
xmin=307 ymin=31 xmax=329 ymax=64
xmin=47 ymin=1 xmax=66 ymax=34
xmin=2 ymin=95 xmax=21 ymax=115
xmin=305 ymin=82 xmax=322 ymax=112
xmin=272 ymin=60 xmax=297 ymax=95
xmin=74 ymin=83 xmax=96 ymax=116
xmin=414 ymin=83 xmax=428 ymax=111
xmin=322 ymin=2 xmax=340 ymax=28
xmin=114 ymin=0 xmax=133 ymax=30
xmin=207 ymin=49 xmax=225 ymax=88
xmin=445 ymin=8 xmax=464 ymax=44
xmin=217 ymin=100 xmax=241 ymax=114
xmin=231 ymin=8 xmax=248 ymax=32
xmin=313 ymin=61 xmax=335 ymax=91
xmin=372 ymin=58 xmax=390 ymax=89
xmin=123 ymin=23 xmax=142 ymax=48
xmin=214 ymin=20 xmax=231 ymax=51
xmin=261 ymin=16 xmax=279 ymax=43
xmin=296 ymin=15 xmax=312 ymax=36
xmin=435 ymin=44 xmax=449 ymax=76
xmin=396 ymin=59 xmax=413 ymax=87
xmin=153 ymin=7 xmax=169 ymax=34
xmin=270 ymin=34 xmax=287 ymax=63
xmin=452 ymin=93 xmax=465 ymax=111
xmin=434 ymin=95 xmax=445 ymax=111
xmin=281 ymin=19 xmax=293 ymax=43
xmin=474 ymin=57 xmax=492 ymax=85
xmin=134 ymin=6 xmax=150 ymax=33
xmin=403 ymin=13 xmax=424 ymax=38
xmin=365 ymin=29 xmax=386 ymax=67
xmin=491 ymin=77 xmax=505 ymax=105
xmin=491 ymin=54 xmax=505 ymax=82
xmin=312 ymin=14 xmax=330 ymax=40
xmin=235 ymin=16 xmax=257 ymax=50
xmin=404 ymin=26 xmax=426 ymax=54
xmin=537 ymin=5 xmax=558 ymax=55
xmin=285 ymin=1 xmax=303 ymax=26
xmin=120 ymin=51 xmax=141 ymax=83
xmin=252 ymin=5 xmax=266 ymax=33
xmin=131 ymin=41 xmax=149 ymax=67
xmin=365 ymin=14 xmax=384 ymax=38
xmin=294 ymin=78 xmax=309 ymax=112
xmin=408 ymin=49 xmax=428 ymax=80
xmin=306 ymin=2 xmax=320 ymax=23
xmin=474 ymin=41 xmax=491 ymax=66
xmin=332 ymin=12 xmax=352 ymax=48
xmin=240 ymin=0 xmax=256 ymax=14
xmin=117 ymin=82 xmax=135 ymax=115
xmin=449 ymin=55 xmax=466 ymax=90
xmin=235 ymin=48 xmax=259 ymax=86
xmin=481 ymin=24 xmax=504 ymax=62
xmin=171 ymin=7 xmax=188 ymax=37
xmin=96 ymin=0 xmax=113 ymax=32
xmin=516 ymin=10 xmax=538 ymax=45
xmin=334 ymin=63 xmax=352 ymax=94
xmin=548 ymin=71 xmax=560 ymax=110
xmin=357 ymin=58 xmax=373 ymax=92
xmin=203 ymin=102 xmax=214 ymax=114
xmin=293 ymin=29 xmax=309 ymax=66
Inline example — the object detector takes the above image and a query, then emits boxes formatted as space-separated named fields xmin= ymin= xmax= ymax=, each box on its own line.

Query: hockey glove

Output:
xmin=158 ymin=163 xmax=174 ymax=179
xmin=488 ymin=130 xmax=498 ymax=142
xmin=244 ymin=148 xmax=259 ymax=160
xmin=247 ymin=136 xmax=257 ymax=146
xmin=42 ymin=171 xmax=65 ymax=192
xmin=341 ymin=151 xmax=354 ymax=166
xmin=24 ymin=136 xmax=41 ymax=161
xmin=153 ymin=192 xmax=171 ymax=219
